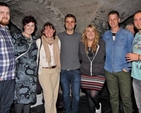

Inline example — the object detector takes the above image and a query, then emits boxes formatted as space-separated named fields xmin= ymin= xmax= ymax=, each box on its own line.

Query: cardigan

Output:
xmin=79 ymin=39 xmax=105 ymax=76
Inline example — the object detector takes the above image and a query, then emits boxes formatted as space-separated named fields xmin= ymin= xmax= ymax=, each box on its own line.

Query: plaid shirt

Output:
xmin=0 ymin=25 xmax=15 ymax=81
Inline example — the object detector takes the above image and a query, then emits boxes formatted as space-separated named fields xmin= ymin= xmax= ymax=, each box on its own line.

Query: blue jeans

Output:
xmin=0 ymin=80 xmax=15 ymax=113
xmin=60 ymin=69 xmax=80 ymax=113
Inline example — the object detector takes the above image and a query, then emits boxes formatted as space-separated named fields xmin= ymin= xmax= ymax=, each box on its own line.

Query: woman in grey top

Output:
xmin=79 ymin=24 xmax=105 ymax=113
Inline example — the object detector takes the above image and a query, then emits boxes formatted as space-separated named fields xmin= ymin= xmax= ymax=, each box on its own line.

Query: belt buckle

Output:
xmin=48 ymin=67 xmax=52 ymax=69
xmin=67 ymin=69 xmax=70 ymax=71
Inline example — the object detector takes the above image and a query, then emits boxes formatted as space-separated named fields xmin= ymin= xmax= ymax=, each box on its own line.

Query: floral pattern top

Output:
xmin=12 ymin=32 xmax=38 ymax=104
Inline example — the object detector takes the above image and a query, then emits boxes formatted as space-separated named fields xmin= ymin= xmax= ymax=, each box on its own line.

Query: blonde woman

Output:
xmin=79 ymin=24 xmax=105 ymax=113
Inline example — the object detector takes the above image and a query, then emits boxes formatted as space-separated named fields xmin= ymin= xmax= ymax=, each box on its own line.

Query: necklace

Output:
xmin=88 ymin=47 xmax=91 ymax=51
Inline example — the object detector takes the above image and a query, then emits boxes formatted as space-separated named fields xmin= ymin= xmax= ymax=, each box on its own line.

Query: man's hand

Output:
xmin=123 ymin=68 xmax=128 ymax=72
xmin=126 ymin=53 xmax=138 ymax=62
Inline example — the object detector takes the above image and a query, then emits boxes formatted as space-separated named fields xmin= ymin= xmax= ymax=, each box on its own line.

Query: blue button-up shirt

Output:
xmin=102 ymin=27 xmax=134 ymax=73
xmin=0 ymin=25 xmax=15 ymax=81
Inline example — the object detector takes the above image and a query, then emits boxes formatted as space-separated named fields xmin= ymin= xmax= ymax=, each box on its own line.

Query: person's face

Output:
xmin=134 ymin=12 xmax=141 ymax=31
xmin=65 ymin=17 xmax=76 ymax=30
xmin=86 ymin=27 xmax=95 ymax=41
xmin=23 ymin=22 xmax=35 ymax=35
xmin=0 ymin=6 xmax=10 ymax=27
xmin=108 ymin=14 xmax=120 ymax=29
xmin=43 ymin=26 xmax=55 ymax=38
xmin=126 ymin=25 xmax=135 ymax=35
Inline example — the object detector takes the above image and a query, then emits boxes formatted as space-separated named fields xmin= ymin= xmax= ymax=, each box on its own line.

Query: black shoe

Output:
xmin=96 ymin=103 xmax=100 ymax=109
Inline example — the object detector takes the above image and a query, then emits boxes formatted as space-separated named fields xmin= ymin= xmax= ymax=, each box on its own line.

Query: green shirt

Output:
xmin=132 ymin=32 xmax=141 ymax=80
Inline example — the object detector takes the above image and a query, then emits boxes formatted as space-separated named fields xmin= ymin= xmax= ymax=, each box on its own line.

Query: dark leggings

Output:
xmin=15 ymin=103 xmax=31 ymax=113
xmin=86 ymin=90 xmax=100 ymax=113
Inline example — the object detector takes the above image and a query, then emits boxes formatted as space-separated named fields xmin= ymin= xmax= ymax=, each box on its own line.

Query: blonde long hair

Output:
xmin=81 ymin=24 xmax=100 ymax=52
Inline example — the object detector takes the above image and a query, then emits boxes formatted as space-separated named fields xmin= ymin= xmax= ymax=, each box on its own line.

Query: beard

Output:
xmin=0 ymin=18 xmax=10 ymax=26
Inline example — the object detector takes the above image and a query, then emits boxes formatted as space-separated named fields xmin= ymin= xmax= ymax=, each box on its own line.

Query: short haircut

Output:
xmin=134 ymin=10 xmax=141 ymax=16
xmin=0 ymin=2 xmax=9 ymax=8
xmin=22 ymin=15 xmax=37 ymax=26
xmin=64 ymin=14 xmax=76 ymax=23
xmin=22 ymin=15 xmax=37 ymax=34
xmin=108 ymin=10 xmax=120 ymax=18
xmin=64 ymin=14 xmax=76 ymax=29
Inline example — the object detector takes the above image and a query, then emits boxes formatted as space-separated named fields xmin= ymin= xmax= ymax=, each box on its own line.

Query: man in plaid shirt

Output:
xmin=0 ymin=2 xmax=15 ymax=113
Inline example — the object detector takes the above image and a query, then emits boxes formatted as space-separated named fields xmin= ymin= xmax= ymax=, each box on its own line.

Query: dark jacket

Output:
xmin=79 ymin=39 xmax=105 ymax=76
xmin=12 ymin=32 xmax=38 ymax=104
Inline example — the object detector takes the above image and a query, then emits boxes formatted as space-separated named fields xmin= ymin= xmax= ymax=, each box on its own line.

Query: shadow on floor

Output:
xmin=10 ymin=86 xmax=138 ymax=113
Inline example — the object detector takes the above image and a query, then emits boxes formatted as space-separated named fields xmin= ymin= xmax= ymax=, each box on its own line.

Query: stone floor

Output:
xmin=10 ymin=95 xmax=103 ymax=113
xmin=31 ymin=95 xmax=92 ymax=113
xmin=10 ymin=94 xmax=139 ymax=113
xmin=10 ymin=85 xmax=138 ymax=113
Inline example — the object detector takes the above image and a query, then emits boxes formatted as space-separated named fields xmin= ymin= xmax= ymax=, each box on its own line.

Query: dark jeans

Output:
xmin=0 ymin=80 xmax=15 ymax=113
xmin=60 ymin=69 xmax=80 ymax=113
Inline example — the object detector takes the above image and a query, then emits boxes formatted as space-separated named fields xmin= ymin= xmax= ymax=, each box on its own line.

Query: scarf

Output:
xmin=41 ymin=35 xmax=60 ymax=68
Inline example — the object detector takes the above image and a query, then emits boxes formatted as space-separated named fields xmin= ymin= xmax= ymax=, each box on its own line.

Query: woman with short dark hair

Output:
xmin=12 ymin=15 xmax=38 ymax=113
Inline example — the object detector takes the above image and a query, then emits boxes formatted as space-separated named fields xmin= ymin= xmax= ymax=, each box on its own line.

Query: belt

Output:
xmin=42 ymin=66 xmax=56 ymax=69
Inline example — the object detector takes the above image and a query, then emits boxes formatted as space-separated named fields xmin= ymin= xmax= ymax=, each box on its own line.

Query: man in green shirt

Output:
xmin=126 ymin=11 xmax=141 ymax=113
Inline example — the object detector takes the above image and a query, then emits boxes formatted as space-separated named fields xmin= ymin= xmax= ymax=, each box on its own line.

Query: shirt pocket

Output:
xmin=116 ymin=38 xmax=125 ymax=47
xmin=105 ymin=38 xmax=112 ymax=51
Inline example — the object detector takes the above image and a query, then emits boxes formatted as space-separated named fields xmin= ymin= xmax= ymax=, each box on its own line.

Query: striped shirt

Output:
xmin=0 ymin=25 xmax=15 ymax=81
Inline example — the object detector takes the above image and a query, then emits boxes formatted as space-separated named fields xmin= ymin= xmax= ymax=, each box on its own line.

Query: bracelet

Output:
xmin=138 ymin=54 xmax=140 ymax=61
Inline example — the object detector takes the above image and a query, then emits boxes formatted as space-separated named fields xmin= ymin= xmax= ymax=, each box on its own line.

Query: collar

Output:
xmin=0 ymin=25 xmax=9 ymax=30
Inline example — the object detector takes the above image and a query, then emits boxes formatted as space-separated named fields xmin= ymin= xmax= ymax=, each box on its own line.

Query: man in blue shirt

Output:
xmin=0 ymin=2 xmax=15 ymax=113
xmin=126 ymin=11 xmax=141 ymax=113
xmin=103 ymin=10 xmax=134 ymax=113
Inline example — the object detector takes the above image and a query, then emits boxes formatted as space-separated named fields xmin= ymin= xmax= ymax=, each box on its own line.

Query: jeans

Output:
xmin=133 ymin=78 xmax=141 ymax=113
xmin=60 ymin=69 xmax=80 ymax=113
xmin=0 ymin=80 xmax=15 ymax=113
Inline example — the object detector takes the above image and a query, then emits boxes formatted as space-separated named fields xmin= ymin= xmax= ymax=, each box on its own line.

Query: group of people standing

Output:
xmin=0 ymin=1 xmax=141 ymax=113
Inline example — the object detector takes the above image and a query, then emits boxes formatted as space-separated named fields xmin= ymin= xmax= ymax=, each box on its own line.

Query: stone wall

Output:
xmin=2 ymin=0 xmax=141 ymax=37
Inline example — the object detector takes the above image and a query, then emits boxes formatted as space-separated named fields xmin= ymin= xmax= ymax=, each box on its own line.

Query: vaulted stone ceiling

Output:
xmin=2 ymin=0 xmax=141 ymax=37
